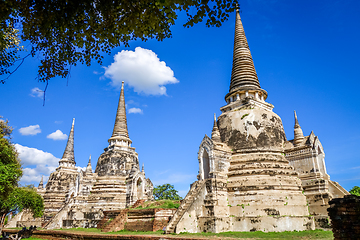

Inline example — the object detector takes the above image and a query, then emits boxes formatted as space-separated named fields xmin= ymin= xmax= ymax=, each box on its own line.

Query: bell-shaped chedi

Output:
xmin=89 ymin=82 xmax=153 ymax=210
xmin=167 ymin=9 xmax=314 ymax=234
xmin=217 ymin=9 xmax=311 ymax=232
xmin=42 ymin=119 xmax=79 ymax=216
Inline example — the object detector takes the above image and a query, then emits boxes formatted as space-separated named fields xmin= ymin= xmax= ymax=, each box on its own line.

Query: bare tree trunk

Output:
xmin=0 ymin=213 xmax=6 ymax=236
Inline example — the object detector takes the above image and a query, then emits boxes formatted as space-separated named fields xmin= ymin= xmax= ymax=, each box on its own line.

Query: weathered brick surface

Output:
xmin=97 ymin=208 xmax=175 ymax=233
xmin=327 ymin=195 xmax=360 ymax=239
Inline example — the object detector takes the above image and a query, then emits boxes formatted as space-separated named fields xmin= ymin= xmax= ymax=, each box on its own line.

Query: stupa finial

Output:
xmin=108 ymin=81 xmax=132 ymax=145
xmin=61 ymin=118 xmax=75 ymax=164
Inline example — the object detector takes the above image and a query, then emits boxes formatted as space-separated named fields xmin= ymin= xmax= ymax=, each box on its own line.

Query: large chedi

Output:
xmin=88 ymin=81 xmax=153 ymax=210
xmin=7 ymin=82 xmax=153 ymax=229
xmin=42 ymin=119 xmax=79 ymax=217
xmin=165 ymin=10 xmax=347 ymax=234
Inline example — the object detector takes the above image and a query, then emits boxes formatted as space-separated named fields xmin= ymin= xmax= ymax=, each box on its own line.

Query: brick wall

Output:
xmin=327 ymin=195 xmax=360 ymax=239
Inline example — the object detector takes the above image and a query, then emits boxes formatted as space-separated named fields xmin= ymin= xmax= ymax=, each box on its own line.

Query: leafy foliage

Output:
xmin=0 ymin=186 xmax=44 ymax=218
xmin=153 ymin=183 xmax=182 ymax=200
xmin=349 ymin=186 xmax=360 ymax=196
xmin=134 ymin=199 xmax=181 ymax=209
xmin=0 ymin=117 xmax=22 ymax=201
xmin=0 ymin=0 xmax=238 ymax=83
xmin=0 ymin=117 xmax=44 ymax=234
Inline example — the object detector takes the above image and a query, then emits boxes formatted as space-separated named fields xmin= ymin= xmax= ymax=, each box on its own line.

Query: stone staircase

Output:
xmin=97 ymin=200 xmax=144 ymax=232
xmin=96 ymin=211 xmax=121 ymax=230
xmin=165 ymin=180 xmax=205 ymax=234
xmin=131 ymin=199 xmax=146 ymax=209
xmin=101 ymin=209 xmax=128 ymax=232
xmin=42 ymin=198 xmax=75 ymax=229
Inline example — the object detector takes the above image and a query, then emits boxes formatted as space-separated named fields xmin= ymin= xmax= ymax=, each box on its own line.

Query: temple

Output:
xmin=6 ymin=9 xmax=348 ymax=233
xmin=6 ymin=82 xmax=154 ymax=229
xmin=165 ymin=10 xmax=348 ymax=233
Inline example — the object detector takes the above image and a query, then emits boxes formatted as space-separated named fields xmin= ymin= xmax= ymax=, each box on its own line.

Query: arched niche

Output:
xmin=202 ymin=150 xmax=210 ymax=179
xmin=137 ymin=178 xmax=143 ymax=199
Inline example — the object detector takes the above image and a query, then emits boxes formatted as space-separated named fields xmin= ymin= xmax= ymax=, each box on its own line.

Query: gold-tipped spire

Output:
xmin=225 ymin=9 xmax=267 ymax=102
xmin=293 ymin=111 xmax=304 ymax=146
xmin=108 ymin=81 xmax=132 ymax=144
xmin=211 ymin=113 xmax=221 ymax=142
xmin=61 ymin=118 xmax=75 ymax=164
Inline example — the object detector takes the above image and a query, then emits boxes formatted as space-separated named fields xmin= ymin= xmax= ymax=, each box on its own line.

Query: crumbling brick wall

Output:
xmin=327 ymin=195 xmax=360 ymax=239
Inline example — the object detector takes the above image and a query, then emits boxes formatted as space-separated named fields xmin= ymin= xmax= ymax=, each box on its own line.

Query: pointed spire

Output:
xmin=38 ymin=176 xmax=44 ymax=189
xmin=61 ymin=118 xmax=75 ymax=163
xmin=225 ymin=9 xmax=267 ymax=102
xmin=108 ymin=81 xmax=132 ymax=145
xmin=293 ymin=111 xmax=304 ymax=146
xmin=211 ymin=114 xmax=221 ymax=142
xmin=86 ymin=155 xmax=92 ymax=173
xmin=142 ymin=163 xmax=144 ymax=173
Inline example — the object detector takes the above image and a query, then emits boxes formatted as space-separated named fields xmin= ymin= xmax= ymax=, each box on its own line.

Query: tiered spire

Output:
xmin=225 ymin=9 xmax=267 ymax=103
xmin=211 ymin=114 xmax=221 ymax=142
xmin=86 ymin=155 xmax=93 ymax=174
xmin=38 ymin=176 xmax=44 ymax=189
xmin=108 ymin=81 xmax=132 ymax=146
xmin=61 ymin=118 xmax=75 ymax=164
xmin=293 ymin=111 xmax=304 ymax=146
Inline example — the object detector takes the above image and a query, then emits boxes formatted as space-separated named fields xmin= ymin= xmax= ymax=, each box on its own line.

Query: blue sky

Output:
xmin=1 ymin=0 xmax=359 ymax=197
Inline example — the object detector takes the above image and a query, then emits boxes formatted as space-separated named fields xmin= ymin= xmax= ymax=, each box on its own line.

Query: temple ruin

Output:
xmin=6 ymin=9 xmax=349 ymax=234
xmin=165 ymin=10 xmax=348 ymax=234
xmin=6 ymin=81 xmax=154 ymax=229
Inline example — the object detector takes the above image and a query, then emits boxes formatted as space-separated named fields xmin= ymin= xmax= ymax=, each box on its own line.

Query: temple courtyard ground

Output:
xmin=4 ymin=228 xmax=333 ymax=239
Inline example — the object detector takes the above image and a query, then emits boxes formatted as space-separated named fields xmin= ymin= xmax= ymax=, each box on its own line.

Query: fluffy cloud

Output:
xmin=15 ymin=144 xmax=59 ymax=184
xmin=104 ymin=47 xmax=178 ymax=95
xmin=19 ymin=125 xmax=41 ymax=136
xmin=47 ymin=130 xmax=68 ymax=140
xmin=128 ymin=107 xmax=143 ymax=114
xmin=76 ymin=166 xmax=87 ymax=172
xmin=30 ymin=87 xmax=43 ymax=98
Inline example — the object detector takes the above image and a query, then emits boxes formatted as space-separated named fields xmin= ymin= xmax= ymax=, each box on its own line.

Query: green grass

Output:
xmin=134 ymin=199 xmax=180 ymax=209
xmin=28 ymin=229 xmax=333 ymax=239
xmin=53 ymin=227 xmax=102 ymax=233
xmin=174 ymin=229 xmax=333 ymax=239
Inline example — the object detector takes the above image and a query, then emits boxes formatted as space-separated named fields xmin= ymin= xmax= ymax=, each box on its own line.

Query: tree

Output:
xmin=0 ymin=0 xmax=238 ymax=84
xmin=0 ymin=117 xmax=44 ymax=235
xmin=0 ymin=117 xmax=22 ymax=201
xmin=153 ymin=183 xmax=182 ymax=200
xmin=349 ymin=186 xmax=360 ymax=197
xmin=0 ymin=186 xmax=44 ymax=234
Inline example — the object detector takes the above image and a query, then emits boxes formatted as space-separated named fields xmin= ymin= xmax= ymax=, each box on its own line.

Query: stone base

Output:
xmin=63 ymin=219 xmax=100 ymax=228
xmin=198 ymin=216 xmax=314 ymax=233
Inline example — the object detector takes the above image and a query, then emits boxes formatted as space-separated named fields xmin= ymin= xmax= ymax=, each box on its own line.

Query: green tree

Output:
xmin=0 ymin=117 xmax=44 ymax=235
xmin=0 ymin=117 xmax=22 ymax=200
xmin=349 ymin=186 xmax=360 ymax=196
xmin=0 ymin=0 xmax=238 ymax=83
xmin=153 ymin=183 xmax=182 ymax=200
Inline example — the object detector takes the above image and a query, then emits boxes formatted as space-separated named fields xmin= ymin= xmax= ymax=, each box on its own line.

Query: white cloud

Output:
xmin=15 ymin=144 xmax=59 ymax=184
xmin=76 ymin=166 xmax=86 ymax=172
xmin=47 ymin=130 xmax=68 ymax=140
xmin=30 ymin=87 xmax=43 ymax=98
xmin=19 ymin=125 xmax=41 ymax=136
xmin=128 ymin=107 xmax=143 ymax=114
xmin=104 ymin=47 xmax=178 ymax=95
